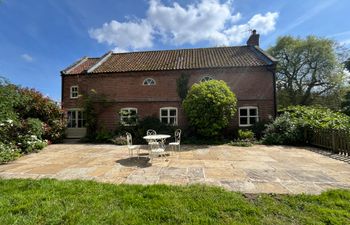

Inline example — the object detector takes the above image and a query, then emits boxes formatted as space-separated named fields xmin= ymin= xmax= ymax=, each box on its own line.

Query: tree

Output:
xmin=268 ymin=36 xmax=346 ymax=108
xmin=183 ymin=80 xmax=237 ymax=137
xmin=341 ymin=91 xmax=350 ymax=116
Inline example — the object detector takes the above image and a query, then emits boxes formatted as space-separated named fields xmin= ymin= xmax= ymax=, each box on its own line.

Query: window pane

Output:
xmin=130 ymin=110 xmax=137 ymax=116
xmin=170 ymin=109 xmax=176 ymax=116
xmin=240 ymin=108 xmax=247 ymax=116
xmin=161 ymin=110 xmax=168 ymax=116
xmin=169 ymin=117 xmax=175 ymax=125
xmin=250 ymin=117 xmax=257 ymax=124
xmin=78 ymin=111 xmax=82 ymax=120
xmin=240 ymin=117 xmax=248 ymax=125
xmin=78 ymin=120 xmax=82 ymax=128
xmin=161 ymin=118 xmax=168 ymax=124
xmin=249 ymin=108 xmax=257 ymax=116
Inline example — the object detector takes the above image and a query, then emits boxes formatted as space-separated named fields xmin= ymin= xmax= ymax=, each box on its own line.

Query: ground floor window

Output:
xmin=160 ymin=107 xmax=177 ymax=125
xmin=67 ymin=109 xmax=86 ymax=128
xmin=239 ymin=106 xmax=258 ymax=127
xmin=120 ymin=108 xmax=138 ymax=126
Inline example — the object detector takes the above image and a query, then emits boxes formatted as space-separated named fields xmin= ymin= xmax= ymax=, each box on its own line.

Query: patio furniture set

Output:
xmin=126 ymin=129 xmax=181 ymax=162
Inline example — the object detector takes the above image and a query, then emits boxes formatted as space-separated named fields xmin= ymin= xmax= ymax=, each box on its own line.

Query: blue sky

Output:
xmin=0 ymin=0 xmax=349 ymax=101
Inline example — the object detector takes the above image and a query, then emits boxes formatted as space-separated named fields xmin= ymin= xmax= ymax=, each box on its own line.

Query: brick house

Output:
xmin=61 ymin=31 xmax=277 ymax=138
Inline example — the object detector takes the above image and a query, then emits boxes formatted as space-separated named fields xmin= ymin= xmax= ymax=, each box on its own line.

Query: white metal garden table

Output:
xmin=143 ymin=134 xmax=171 ymax=161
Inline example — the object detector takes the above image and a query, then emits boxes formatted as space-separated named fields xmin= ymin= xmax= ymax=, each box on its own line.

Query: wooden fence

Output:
xmin=306 ymin=129 xmax=350 ymax=156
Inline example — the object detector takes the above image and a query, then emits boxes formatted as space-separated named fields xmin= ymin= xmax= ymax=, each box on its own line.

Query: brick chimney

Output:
xmin=246 ymin=30 xmax=260 ymax=46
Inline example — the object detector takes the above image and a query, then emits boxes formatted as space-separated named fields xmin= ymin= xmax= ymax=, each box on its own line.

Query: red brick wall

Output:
xmin=62 ymin=67 xmax=275 ymax=131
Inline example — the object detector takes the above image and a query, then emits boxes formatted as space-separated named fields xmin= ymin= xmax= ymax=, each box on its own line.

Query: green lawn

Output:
xmin=0 ymin=179 xmax=349 ymax=225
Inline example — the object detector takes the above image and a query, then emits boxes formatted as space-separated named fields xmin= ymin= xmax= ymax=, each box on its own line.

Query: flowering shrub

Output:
xmin=0 ymin=142 xmax=21 ymax=164
xmin=17 ymin=135 xmax=48 ymax=154
xmin=110 ymin=135 xmax=127 ymax=145
xmin=0 ymin=81 xmax=64 ymax=163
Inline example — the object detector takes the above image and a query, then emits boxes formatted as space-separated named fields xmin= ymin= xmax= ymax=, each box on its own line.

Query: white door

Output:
xmin=66 ymin=109 xmax=87 ymax=138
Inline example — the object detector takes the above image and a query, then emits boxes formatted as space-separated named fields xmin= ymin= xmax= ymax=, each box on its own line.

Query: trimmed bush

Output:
xmin=183 ymin=80 xmax=237 ymax=137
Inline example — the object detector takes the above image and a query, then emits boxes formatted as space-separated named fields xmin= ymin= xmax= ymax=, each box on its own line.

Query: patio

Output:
xmin=0 ymin=144 xmax=349 ymax=194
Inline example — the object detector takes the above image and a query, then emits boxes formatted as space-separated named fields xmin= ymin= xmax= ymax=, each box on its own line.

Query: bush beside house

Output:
xmin=0 ymin=82 xmax=65 ymax=164
xmin=183 ymin=80 xmax=237 ymax=137
xmin=262 ymin=106 xmax=350 ymax=145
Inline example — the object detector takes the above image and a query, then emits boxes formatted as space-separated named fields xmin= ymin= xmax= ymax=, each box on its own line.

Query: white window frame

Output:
xmin=200 ymin=75 xmax=214 ymax=82
xmin=67 ymin=108 xmax=86 ymax=128
xmin=120 ymin=108 xmax=138 ymax=126
xmin=159 ymin=107 xmax=178 ymax=125
xmin=239 ymin=106 xmax=259 ymax=127
xmin=70 ymin=86 xmax=79 ymax=99
xmin=143 ymin=78 xmax=156 ymax=86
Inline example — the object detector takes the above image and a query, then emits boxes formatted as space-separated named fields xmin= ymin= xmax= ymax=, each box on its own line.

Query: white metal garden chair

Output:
xmin=126 ymin=132 xmax=139 ymax=158
xmin=146 ymin=129 xmax=159 ymax=147
xmin=169 ymin=129 xmax=181 ymax=152
xmin=149 ymin=138 xmax=167 ymax=162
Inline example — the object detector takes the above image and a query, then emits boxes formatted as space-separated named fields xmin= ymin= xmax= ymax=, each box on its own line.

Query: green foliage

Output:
xmin=0 ymin=143 xmax=20 ymax=164
xmin=79 ymin=89 xmax=110 ymax=141
xmin=262 ymin=106 xmax=350 ymax=145
xmin=238 ymin=129 xmax=254 ymax=140
xmin=1 ymin=179 xmax=350 ymax=224
xmin=117 ymin=116 xmax=177 ymax=144
xmin=268 ymin=36 xmax=346 ymax=108
xmin=263 ymin=113 xmax=304 ymax=145
xmin=183 ymin=80 xmax=237 ymax=137
xmin=0 ymin=81 xmax=64 ymax=163
xmin=24 ymin=118 xmax=44 ymax=138
xmin=251 ymin=120 xmax=269 ymax=140
xmin=341 ymin=91 xmax=350 ymax=116
xmin=176 ymin=73 xmax=190 ymax=101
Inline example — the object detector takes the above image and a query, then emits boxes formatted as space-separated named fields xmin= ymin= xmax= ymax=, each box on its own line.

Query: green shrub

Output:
xmin=237 ymin=129 xmax=254 ymax=140
xmin=251 ymin=120 xmax=269 ymax=139
xmin=262 ymin=113 xmax=304 ymax=145
xmin=183 ymin=80 xmax=237 ymax=137
xmin=94 ymin=128 xmax=114 ymax=143
xmin=17 ymin=135 xmax=48 ymax=154
xmin=24 ymin=118 xmax=44 ymax=138
xmin=262 ymin=106 xmax=350 ymax=145
xmin=0 ymin=142 xmax=21 ymax=164
xmin=0 ymin=83 xmax=65 ymax=144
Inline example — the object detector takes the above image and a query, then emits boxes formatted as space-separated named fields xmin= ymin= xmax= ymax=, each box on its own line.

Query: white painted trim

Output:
xmin=70 ymin=86 xmax=79 ymax=99
xmin=159 ymin=107 xmax=178 ymax=125
xmin=65 ymin=57 xmax=88 ymax=74
xmin=142 ymin=78 xmax=156 ymax=85
xmin=200 ymin=75 xmax=214 ymax=82
xmin=238 ymin=106 xmax=259 ymax=127
xmin=87 ymin=51 xmax=113 ymax=73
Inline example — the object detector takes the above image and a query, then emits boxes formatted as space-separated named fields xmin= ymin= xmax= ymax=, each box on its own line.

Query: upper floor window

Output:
xmin=239 ymin=106 xmax=259 ymax=127
xmin=70 ymin=86 xmax=79 ymax=99
xmin=143 ymin=78 xmax=156 ymax=85
xmin=200 ymin=75 xmax=213 ymax=82
xmin=120 ymin=108 xmax=138 ymax=126
xmin=67 ymin=109 xmax=86 ymax=128
xmin=160 ymin=107 xmax=177 ymax=125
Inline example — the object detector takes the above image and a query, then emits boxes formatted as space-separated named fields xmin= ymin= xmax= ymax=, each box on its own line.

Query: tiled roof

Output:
xmin=63 ymin=58 xmax=100 ymax=74
xmin=62 ymin=46 xmax=276 ymax=75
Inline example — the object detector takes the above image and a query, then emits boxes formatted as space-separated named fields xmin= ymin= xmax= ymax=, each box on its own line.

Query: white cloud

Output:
xmin=89 ymin=0 xmax=279 ymax=51
xmin=21 ymin=53 xmax=34 ymax=62
xmin=89 ymin=19 xmax=154 ymax=51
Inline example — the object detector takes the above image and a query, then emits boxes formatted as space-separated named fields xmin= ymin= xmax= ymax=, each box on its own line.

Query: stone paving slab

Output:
xmin=1 ymin=144 xmax=350 ymax=194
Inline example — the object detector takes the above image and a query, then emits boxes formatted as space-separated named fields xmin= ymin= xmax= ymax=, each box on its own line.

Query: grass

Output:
xmin=0 ymin=179 xmax=350 ymax=225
